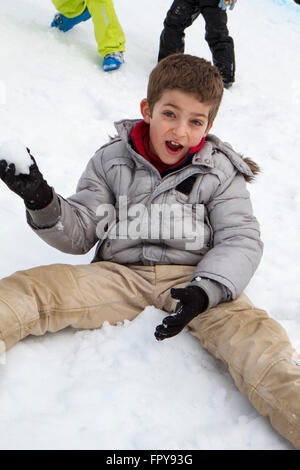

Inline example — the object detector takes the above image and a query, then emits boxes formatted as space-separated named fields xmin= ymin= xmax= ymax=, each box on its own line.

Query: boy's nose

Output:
xmin=172 ymin=123 xmax=187 ymax=138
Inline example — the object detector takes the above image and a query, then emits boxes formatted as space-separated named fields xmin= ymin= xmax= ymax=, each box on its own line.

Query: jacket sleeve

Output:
xmin=26 ymin=151 xmax=115 ymax=255
xmin=190 ymin=172 xmax=263 ymax=301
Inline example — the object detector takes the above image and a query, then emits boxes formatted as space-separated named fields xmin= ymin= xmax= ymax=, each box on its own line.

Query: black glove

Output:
xmin=0 ymin=150 xmax=53 ymax=210
xmin=154 ymin=286 xmax=209 ymax=341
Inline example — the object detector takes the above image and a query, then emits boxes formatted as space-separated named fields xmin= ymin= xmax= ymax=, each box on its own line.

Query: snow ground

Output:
xmin=0 ymin=0 xmax=299 ymax=450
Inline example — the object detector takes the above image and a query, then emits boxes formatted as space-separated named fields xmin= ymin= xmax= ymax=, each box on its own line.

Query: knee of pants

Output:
xmin=220 ymin=314 xmax=294 ymax=389
xmin=0 ymin=264 xmax=79 ymax=345
xmin=205 ymin=22 xmax=231 ymax=44
xmin=190 ymin=297 xmax=293 ymax=380
xmin=202 ymin=8 xmax=230 ymax=37
xmin=250 ymin=355 xmax=300 ymax=399
xmin=164 ymin=1 xmax=200 ymax=29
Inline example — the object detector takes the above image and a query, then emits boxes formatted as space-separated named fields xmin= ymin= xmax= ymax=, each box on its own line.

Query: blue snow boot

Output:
xmin=103 ymin=52 xmax=124 ymax=72
xmin=51 ymin=7 xmax=91 ymax=32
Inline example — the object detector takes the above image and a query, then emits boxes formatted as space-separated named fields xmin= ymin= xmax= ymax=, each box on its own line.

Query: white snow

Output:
xmin=0 ymin=140 xmax=32 ymax=175
xmin=0 ymin=0 xmax=299 ymax=451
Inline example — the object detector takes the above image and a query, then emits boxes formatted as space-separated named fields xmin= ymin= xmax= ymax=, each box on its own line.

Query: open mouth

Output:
xmin=165 ymin=140 xmax=184 ymax=154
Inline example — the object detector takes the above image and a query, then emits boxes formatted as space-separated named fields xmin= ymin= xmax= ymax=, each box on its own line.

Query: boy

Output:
xmin=158 ymin=0 xmax=236 ymax=88
xmin=50 ymin=0 xmax=125 ymax=71
xmin=0 ymin=54 xmax=300 ymax=449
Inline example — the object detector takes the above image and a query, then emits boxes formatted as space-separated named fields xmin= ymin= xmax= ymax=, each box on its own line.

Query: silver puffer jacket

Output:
xmin=27 ymin=119 xmax=263 ymax=308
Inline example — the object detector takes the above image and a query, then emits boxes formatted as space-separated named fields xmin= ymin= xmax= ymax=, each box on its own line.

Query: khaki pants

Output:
xmin=0 ymin=262 xmax=299 ymax=448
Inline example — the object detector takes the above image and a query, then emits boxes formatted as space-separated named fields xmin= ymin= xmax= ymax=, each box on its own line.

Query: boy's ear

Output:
xmin=140 ymin=98 xmax=151 ymax=124
xmin=204 ymin=121 xmax=214 ymax=136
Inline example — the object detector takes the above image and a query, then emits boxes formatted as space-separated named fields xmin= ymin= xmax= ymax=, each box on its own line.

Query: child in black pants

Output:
xmin=158 ymin=0 xmax=236 ymax=88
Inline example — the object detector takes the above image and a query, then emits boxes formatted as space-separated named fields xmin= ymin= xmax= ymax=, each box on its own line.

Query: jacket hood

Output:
xmin=114 ymin=119 xmax=260 ymax=183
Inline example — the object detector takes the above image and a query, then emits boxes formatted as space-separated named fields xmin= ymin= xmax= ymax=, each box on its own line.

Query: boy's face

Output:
xmin=140 ymin=89 xmax=213 ymax=165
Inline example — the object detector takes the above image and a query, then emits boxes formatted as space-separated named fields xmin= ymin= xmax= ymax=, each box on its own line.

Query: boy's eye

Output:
xmin=163 ymin=111 xmax=175 ymax=118
xmin=191 ymin=120 xmax=202 ymax=126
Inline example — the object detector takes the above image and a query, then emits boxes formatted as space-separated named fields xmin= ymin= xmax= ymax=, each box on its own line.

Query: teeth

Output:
xmin=170 ymin=141 xmax=181 ymax=146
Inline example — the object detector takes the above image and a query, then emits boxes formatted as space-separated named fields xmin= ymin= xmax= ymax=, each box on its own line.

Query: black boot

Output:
xmin=215 ymin=58 xmax=235 ymax=88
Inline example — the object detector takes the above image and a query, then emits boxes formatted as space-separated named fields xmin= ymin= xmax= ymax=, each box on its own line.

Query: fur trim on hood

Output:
xmin=240 ymin=156 xmax=261 ymax=182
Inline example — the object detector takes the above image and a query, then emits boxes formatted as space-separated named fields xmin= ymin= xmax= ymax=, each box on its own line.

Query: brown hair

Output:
xmin=147 ymin=53 xmax=224 ymax=126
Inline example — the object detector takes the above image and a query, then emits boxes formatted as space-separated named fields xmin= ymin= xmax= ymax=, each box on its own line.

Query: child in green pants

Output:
xmin=51 ymin=0 xmax=125 ymax=71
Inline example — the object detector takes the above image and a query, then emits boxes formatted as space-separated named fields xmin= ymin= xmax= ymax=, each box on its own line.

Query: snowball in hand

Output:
xmin=0 ymin=140 xmax=33 ymax=175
